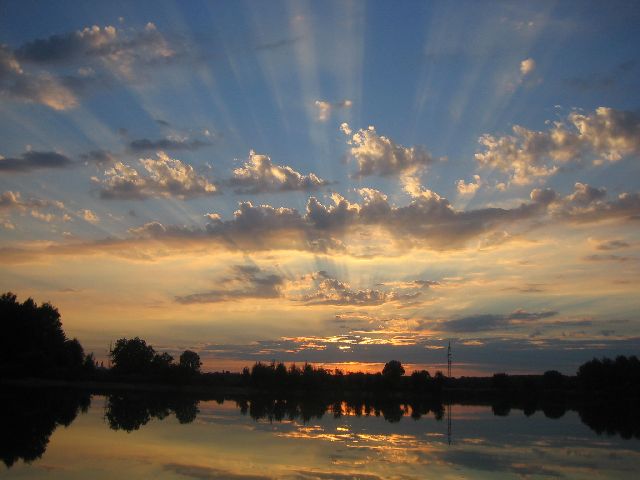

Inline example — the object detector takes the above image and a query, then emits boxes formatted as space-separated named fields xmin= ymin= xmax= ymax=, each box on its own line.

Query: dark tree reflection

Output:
xmin=0 ymin=388 xmax=90 ymax=468
xmin=104 ymin=392 xmax=200 ymax=432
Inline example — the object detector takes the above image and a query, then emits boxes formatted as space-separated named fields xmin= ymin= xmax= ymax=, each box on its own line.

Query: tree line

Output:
xmin=2 ymin=292 xmax=639 ymax=397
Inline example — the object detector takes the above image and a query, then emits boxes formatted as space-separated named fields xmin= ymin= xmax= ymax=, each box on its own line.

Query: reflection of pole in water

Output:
xmin=447 ymin=401 xmax=452 ymax=445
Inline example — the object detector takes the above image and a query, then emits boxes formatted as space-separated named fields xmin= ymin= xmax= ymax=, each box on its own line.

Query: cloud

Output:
xmin=0 ymin=191 xmax=64 ymax=211
xmin=314 ymin=99 xmax=352 ymax=122
xmin=595 ymin=239 xmax=630 ymax=251
xmin=300 ymin=271 xmax=420 ymax=306
xmin=456 ymin=175 xmax=482 ymax=196
xmin=520 ymin=57 xmax=536 ymax=76
xmin=1 ymin=23 xmax=187 ymax=109
xmin=176 ymin=265 xmax=284 ymax=304
xmin=130 ymin=181 xmax=639 ymax=255
xmin=1 ymin=190 xmax=67 ymax=225
xmin=80 ymin=149 xmax=119 ymax=168
xmin=15 ymin=23 xmax=178 ymax=78
xmin=564 ymin=60 xmax=636 ymax=91
xmin=549 ymin=182 xmax=640 ymax=223
xmin=128 ymin=137 xmax=211 ymax=153
xmin=230 ymin=151 xmax=329 ymax=193
xmin=98 ymin=151 xmax=217 ymax=199
xmin=583 ymin=254 xmax=634 ymax=263
xmin=0 ymin=45 xmax=79 ymax=109
xmin=475 ymin=107 xmax=640 ymax=185
xmin=0 ymin=150 xmax=73 ymax=172
xmin=439 ymin=310 xmax=558 ymax=333
xmin=342 ymin=124 xmax=438 ymax=177
xmin=80 ymin=209 xmax=99 ymax=224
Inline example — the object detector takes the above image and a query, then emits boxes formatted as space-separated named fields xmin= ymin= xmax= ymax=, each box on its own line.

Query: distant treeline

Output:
xmin=2 ymin=292 xmax=639 ymax=398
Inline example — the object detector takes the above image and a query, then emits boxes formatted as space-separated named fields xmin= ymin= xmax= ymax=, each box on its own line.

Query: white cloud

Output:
xmin=457 ymin=175 xmax=482 ymax=196
xmin=80 ymin=209 xmax=99 ymax=223
xmin=520 ymin=57 xmax=536 ymax=76
xmin=342 ymin=124 xmax=437 ymax=177
xmin=99 ymin=151 xmax=217 ymax=200
xmin=475 ymin=107 xmax=640 ymax=185
xmin=230 ymin=150 xmax=328 ymax=193
xmin=314 ymin=99 xmax=352 ymax=122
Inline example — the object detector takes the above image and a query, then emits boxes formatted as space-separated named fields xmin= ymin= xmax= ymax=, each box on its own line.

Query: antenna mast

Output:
xmin=447 ymin=340 xmax=452 ymax=378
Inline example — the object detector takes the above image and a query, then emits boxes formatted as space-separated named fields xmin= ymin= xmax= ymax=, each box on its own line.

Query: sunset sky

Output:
xmin=1 ymin=0 xmax=639 ymax=375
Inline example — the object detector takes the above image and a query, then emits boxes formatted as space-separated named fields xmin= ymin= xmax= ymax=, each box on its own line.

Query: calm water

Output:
xmin=1 ymin=389 xmax=639 ymax=479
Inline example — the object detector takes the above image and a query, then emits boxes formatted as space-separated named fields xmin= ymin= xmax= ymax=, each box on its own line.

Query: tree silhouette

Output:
xmin=0 ymin=292 xmax=92 ymax=377
xmin=179 ymin=350 xmax=202 ymax=374
xmin=110 ymin=337 xmax=156 ymax=374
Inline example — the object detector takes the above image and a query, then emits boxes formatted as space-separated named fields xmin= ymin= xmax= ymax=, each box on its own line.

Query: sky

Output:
xmin=1 ymin=0 xmax=639 ymax=375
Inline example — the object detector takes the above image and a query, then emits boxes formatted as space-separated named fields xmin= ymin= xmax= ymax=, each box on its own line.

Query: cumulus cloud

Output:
xmin=441 ymin=309 xmax=558 ymax=333
xmin=0 ymin=45 xmax=79 ymax=109
xmin=342 ymin=124 xmax=437 ymax=177
xmin=456 ymin=175 xmax=482 ymax=196
xmin=314 ymin=99 xmax=352 ymax=121
xmin=98 ymin=151 xmax=217 ymax=200
xmin=548 ymin=182 xmax=640 ymax=223
xmin=0 ymin=150 xmax=73 ymax=172
xmin=300 ymin=271 xmax=420 ymax=306
xmin=15 ymin=23 xmax=178 ymax=78
xmin=80 ymin=209 xmax=99 ymax=224
xmin=475 ymin=107 xmax=640 ymax=185
xmin=520 ymin=57 xmax=536 ymax=76
xmin=0 ymin=191 xmax=64 ymax=211
xmin=130 ymin=185 xmax=552 ymax=253
xmin=1 ymin=190 xmax=68 ymax=226
xmin=1 ymin=23 xmax=186 ymax=109
xmin=176 ymin=265 xmax=284 ymax=303
xmin=230 ymin=150 xmax=329 ymax=193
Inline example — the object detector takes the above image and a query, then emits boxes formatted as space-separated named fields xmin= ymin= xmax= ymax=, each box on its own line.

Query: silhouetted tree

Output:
xmin=0 ymin=292 xmax=88 ymax=377
xmin=382 ymin=360 xmax=405 ymax=389
xmin=110 ymin=337 xmax=155 ymax=374
xmin=179 ymin=350 xmax=202 ymax=374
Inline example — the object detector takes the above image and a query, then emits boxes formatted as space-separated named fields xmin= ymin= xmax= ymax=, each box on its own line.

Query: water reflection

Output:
xmin=1 ymin=388 xmax=639 ymax=474
xmin=105 ymin=392 xmax=201 ymax=432
xmin=0 ymin=389 xmax=90 ymax=468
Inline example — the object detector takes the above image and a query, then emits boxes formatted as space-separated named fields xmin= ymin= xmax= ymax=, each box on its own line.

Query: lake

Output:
xmin=1 ymin=389 xmax=639 ymax=479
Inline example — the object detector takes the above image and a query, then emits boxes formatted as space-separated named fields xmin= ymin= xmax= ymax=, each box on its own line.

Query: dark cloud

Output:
xmin=0 ymin=150 xmax=73 ymax=172
xmin=109 ymin=183 xmax=640 ymax=254
xmin=292 ymin=470 xmax=382 ymax=480
xmin=176 ymin=265 xmax=284 ymax=304
xmin=442 ymin=310 xmax=558 ymax=333
xmin=564 ymin=60 xmax=636 ymax=91
xmin=80 ymin=149 xmax=117 ymax=167
xmin=1 ymin=24 xmax=190 ymax=109
xmin=128 ymin=137 xmax=211 ymax=152
xmin=194 ymin=336 xmax=640 ymax=374
xmin=441 ymin=450 xmax=562 ymax=478
xmin=583 ymin=254 xmax=634 ymax=263
xmin=595 ymin=239 xmax=630 ymax=251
